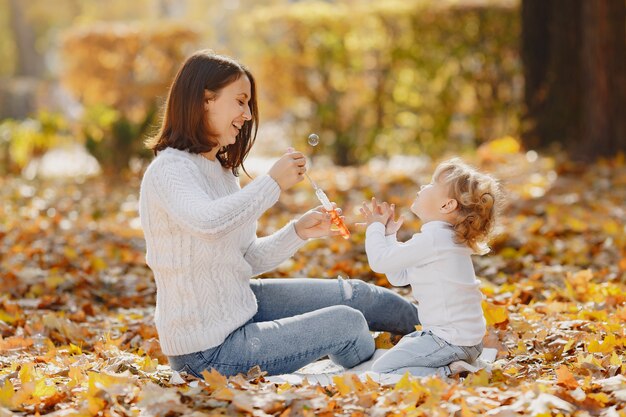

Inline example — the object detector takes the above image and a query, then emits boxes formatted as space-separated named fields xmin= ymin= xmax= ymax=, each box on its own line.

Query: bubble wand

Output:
xmin=303 ymin=134 xmax=350 ymax=239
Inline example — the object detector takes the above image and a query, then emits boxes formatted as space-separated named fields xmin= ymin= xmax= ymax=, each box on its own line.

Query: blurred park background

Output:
xmin=0 ymin=0 xmax=624 ymax=178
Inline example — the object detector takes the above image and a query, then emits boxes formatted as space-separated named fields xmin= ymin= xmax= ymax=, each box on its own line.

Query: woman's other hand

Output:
xmin=295 ymin=205 xmax=342 ymax=239
xmin=268 ymin=151 xmax=306 ymax=191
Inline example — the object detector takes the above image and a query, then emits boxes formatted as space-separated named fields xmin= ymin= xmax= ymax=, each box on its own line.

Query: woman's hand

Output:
xmin=268 ymin=151 xmax=306 ymax=191
xmin=359 ymin=197 xmax=391 ymax=227
xmin=384 ymin=203 xmax=404 ymax=236
xmin=294 ymin=205 xmax=343 ymax=239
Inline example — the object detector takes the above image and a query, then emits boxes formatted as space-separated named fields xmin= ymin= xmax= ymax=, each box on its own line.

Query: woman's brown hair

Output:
xmin=146 ymin=50 xmax=259 ymax=175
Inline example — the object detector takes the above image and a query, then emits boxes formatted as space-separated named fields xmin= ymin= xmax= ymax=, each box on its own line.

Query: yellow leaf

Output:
xmin=602 ymin=220 xmax=620 ymax=235
xmin=87 ymin=371 xmax=134 ymax=396
xmin=482 ymin=300 xmax=508 ymax=326
xmin=69 ymin=343 xmax=82 ymax=355
xmin=610 ymin=352 xmax=622 ymax=367
xmin=587 ymin=334 xmax=617 ymax=354
xmin=0 ymin=379 xmax=15 ymax=407
xmin=563 ymin=339 xmax=576 ymax=352
xmin=138 ymin=355 xmax=157 ymax=372
xmin=479 ymin=136 xmax=521 ymax=156
xmin=44 ymin=275 xmax=65 ymax=290
xmin=587 ymin=340 xmax=601 ymax=353
xmin=394 ymin=372 xmax=412 ymax=391
xmin=466 ymin=369 xmax=490 ymax=387
xmin=565 ymin=216 xmax=587 ymax=232
xmin=504 ymin=366 xmax=519 ymax=376
xmin=277 ymin=382 xmax=292 ymax=394
xmin=0 ymin=310 xmax=17 ymax=324
xmin=19 ymin=363 xmax=36 ymax=384
xmin=332 ymin=375 xmax=352 ymax=395
xmin=587 ymin=392 xmax=610 ymax=405
xmin=87 ymin=396 xmax=106 ymax=415
xmin=91 ymin=257 xmax=108 ymax=272
xmin=514 ymin=340 xmax=528 ymax=354
xmin=33 ymin=378 xmax=57 ymax=399
xmin=578 ymin=354 xmax=604 ymax=371
xmin=64 ymin=247 xmax=78 ymax=260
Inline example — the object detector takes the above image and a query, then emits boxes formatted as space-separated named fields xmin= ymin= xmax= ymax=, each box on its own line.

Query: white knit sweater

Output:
xmin=139 ymin=148 xmax=306 ymax=356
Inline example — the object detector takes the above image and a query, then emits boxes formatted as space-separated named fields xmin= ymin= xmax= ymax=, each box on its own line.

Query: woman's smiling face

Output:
xmin=205 ymin=75 xmax=252 ymax=148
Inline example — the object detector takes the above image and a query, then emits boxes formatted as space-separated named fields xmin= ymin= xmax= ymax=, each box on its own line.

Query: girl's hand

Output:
xmin=385 ymin=204 xmax=404 ymax=236
xmin=268 ymin=151 xmax=306 ymax=191
xmin=295 ymin=205 xmax=343 ymax=239
xmin=359 ymin=197 xmax=391 ymax=227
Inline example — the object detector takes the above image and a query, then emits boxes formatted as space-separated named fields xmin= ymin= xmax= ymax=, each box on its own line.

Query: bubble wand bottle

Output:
xmin=301 ymin=134 xmax=350 ymax=239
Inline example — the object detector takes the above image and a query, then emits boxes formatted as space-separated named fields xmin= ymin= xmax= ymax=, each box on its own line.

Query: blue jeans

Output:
xmin=371 ymin=330 xmax=483 ymax=377
xmin=168 ymin=277 xmax=420 ymax=376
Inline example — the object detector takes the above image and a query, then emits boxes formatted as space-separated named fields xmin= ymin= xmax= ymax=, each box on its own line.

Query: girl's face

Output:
xmin=205 ymin=75 xmax=252 ymax=148
xmin=410 ymin=177 xmax=452 ymax=222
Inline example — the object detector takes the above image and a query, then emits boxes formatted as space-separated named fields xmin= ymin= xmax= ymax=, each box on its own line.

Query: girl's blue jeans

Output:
xmin=371 ymin=330 xmax=483 ymax=377
xmin=168 ymin=277 xmax=420 ymax=377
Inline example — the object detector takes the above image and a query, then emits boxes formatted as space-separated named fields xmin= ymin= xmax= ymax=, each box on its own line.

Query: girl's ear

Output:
xmin=204 ymin=89 xmax=216 ymax=110
xmin=440 ymin=198 xmax=458 ymax=213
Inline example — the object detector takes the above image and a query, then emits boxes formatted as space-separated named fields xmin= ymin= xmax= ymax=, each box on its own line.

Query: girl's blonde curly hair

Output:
xmin=433 ymin=158 xmax=502 ymax=254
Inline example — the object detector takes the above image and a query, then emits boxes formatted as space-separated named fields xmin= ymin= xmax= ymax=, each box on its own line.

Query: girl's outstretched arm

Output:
xmin=365 ymin=223 xmax=436 ymax=277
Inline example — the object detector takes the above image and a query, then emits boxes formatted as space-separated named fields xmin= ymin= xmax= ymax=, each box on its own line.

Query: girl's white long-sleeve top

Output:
xmin=365 ymin=221 xmax=486 ymax=346
xmin=139 ymin=148 xmax=306 ymax=356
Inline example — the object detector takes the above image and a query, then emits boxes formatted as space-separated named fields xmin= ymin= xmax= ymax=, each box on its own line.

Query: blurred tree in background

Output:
xmin=241 ymin=0 xmax=521 ymax=165
xmin=60 ymin=23 xmax=199 ymax=174
xmin=0 ymin=0 xmax=623 ymax=174
xmin=521 ymin=0 xmax=626 ymax=161
xmin=0 ymin=0 xmax=209 ymax=174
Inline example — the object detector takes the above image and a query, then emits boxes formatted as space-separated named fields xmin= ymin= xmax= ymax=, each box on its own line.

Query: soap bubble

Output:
xmin=249 ymin=337 xmax=261 ymax=351
xmin=307 ymin=133 xmax=320 ymax=146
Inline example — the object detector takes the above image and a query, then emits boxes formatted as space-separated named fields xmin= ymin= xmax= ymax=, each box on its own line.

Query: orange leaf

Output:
xmin=201 ymin=368 xmax=228 ymax=390
xmin=556 ymin=365 xmax=578 ymax=389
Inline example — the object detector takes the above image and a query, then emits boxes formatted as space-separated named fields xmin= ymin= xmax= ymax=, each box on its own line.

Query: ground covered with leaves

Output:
xmin=0 ymin=140 xmax=625 ymax=416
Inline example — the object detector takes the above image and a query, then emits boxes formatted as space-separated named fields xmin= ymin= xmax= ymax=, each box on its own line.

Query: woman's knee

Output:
xmin=327 ymin=306 xmax=372 ymax=348
xmin=329 ymin=305 xmax=368 ymax=330
xmin=339 ymin=278 xmax=370 ymax=299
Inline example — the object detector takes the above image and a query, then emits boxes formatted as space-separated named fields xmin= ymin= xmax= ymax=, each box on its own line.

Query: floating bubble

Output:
xmin=249 ymin=337 xmax=261 ymax=351
xmin=307 ymin=133 xmax=320 ymax=146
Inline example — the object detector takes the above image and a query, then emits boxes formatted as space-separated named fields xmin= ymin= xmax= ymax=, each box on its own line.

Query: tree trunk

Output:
xmin=521 ymin=0 xmax=625 ymax=161
xmin=521 ymin=0 xmax=582 ymax=150
xmin=578 ymin=0 xmax=626 ymax=160
xmin=8 ymin=0 xmax=45 ymax=77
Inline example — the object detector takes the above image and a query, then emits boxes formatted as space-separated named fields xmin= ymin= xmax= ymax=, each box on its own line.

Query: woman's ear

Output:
xmin=440 ymin=198 xmax=458 ymax=213
xmin=204 ymin=89 xmax=216 ymax=111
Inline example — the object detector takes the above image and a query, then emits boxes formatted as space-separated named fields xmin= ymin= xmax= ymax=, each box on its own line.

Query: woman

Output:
xmin=139 ymin=50 xmax=419 ymax=377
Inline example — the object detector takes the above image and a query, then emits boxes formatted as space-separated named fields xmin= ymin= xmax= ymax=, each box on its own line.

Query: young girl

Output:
xmin=139 ymin=50 xmax=420 ymax=377
xmin=360 ymin=158 xmax=501 ymax=377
